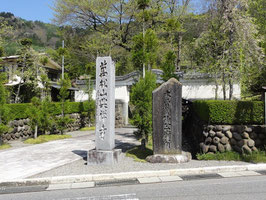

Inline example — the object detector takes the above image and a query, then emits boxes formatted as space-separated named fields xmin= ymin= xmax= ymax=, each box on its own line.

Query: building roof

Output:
xmin=0 ymin=54 xmax=61 ymax=71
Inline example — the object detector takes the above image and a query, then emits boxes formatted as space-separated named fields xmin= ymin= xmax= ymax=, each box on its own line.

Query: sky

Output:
xmin=0 ymin=0 xmax=205 ymax=24
xmin=0 ymin=0 xmax=55 ymax=23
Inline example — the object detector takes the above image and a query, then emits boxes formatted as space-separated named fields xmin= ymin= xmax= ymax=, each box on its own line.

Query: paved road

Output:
xmin=0 ymin=128 xmax=139 ymax=180
xmin=1 ymin=175 xmax=266 ymax=200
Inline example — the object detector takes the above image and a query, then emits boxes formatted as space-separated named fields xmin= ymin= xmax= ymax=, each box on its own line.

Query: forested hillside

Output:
xmin=0 ymin=12 xmax=60 ymax=55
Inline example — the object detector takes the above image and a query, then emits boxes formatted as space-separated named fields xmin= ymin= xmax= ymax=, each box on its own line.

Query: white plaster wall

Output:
xmin=114 ymin=86 xmax=129 ymax=103
xmin=181 ymin=80 xmax=241 ymax=100
xmin=75 ymin=85 xmax=129 ymax=103
xmin=75 ymin=79 xmax=241 ymax=102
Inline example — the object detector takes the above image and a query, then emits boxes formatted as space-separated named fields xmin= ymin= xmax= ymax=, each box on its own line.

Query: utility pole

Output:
xmin=62 ymin=40 xmax=64 ymax=79
xmin=142 ymin=9 xmax=145 ymax=78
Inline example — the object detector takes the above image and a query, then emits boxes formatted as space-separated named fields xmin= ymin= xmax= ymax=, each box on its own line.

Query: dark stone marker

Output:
xmin=153 ymin=78 xmax=182 ymax=154
xmin=146 ymin=78 xmax=191 ymax=163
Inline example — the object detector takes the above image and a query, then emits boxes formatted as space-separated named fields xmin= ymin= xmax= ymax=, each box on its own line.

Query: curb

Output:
xmin=1 ymin=164 xmax=266 ymax=193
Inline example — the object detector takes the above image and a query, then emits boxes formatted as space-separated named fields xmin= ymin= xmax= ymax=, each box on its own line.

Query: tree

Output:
xmin=245 ymin=0 xmax=266 ymax=97
xmin=27 ymin=97 xmax=42 ymax=139
xmin=161 ymin=0 xmax=191 ymax=71
xmin=55 ymin=75 xmax=73 ymax=134
xmin=137 ymin=0 xmax=150 ymax=76
xmin=53 ymin=0 xmax=138 ymax=51
xmin=249 ymin=0 xmax=266 ymax=54
xmin=12 ymin=38 xmax=46 ymax=103
xmin=130 ymin=71 xmax=157 ymax=148
xmin=39 ymin=56 xmax=50 ymax=99
xmin=27 ymin=97 xmax=54 ymax=139
xmin=58 ymin=75 xmax=71 ymax=116
xmin=131 ymin=29 xmax=158 ymax=74
xmin=194 ymin=0 xmax=264 ymax=100
xmin=161 ymin=51 xmax=179 ymax=81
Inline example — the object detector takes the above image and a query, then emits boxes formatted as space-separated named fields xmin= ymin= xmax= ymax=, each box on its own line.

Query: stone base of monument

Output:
xmin=146 ymin=151 xmax=192 ymax=163
xmin=87 ymin=149 xmax=122 ymax=165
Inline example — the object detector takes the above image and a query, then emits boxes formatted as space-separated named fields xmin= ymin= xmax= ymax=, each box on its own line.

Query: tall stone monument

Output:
xmin=87 ymin=57 xmax=121 ymax=165
xmin=146 ymin=78 xmax=191 ymax=163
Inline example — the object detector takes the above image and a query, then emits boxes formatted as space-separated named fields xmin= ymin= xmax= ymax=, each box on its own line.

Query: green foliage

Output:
xmin=56 ymin=76 xmax=72 ymax=134
xmin=0 ymin=73 xmax=11 ymax=135
xmin=161 ymin=51 xmax=178 ymax=81
xmin=19 ymin=38 xmax=32 ymax=46
xmin=26 ymin=97 xmax=42 ymax=135
xmin=193 ymin=0 xmax=264 ymax=100
xmin=57 ymin=47 xmax=67 ymax=56
xmin=26 ymin=97 xmax=54 ymax=137
xmin=249 ymin=0 xmax=266 ymax=54
xmin=0 ymin=46 xmax=4 ymax=57
xmin=13 ymin=38 xmax=45 ymax=103
xmin=197 ymin=151 xmax=266 ymax=163
xmin=0 ymin=13 xmax=60 ymax=55
xmin=81 ymin=100 xmax=96 ymax=124
xmin=137 ymin=0 xmax=150 ymax=10
xmin=5 ymin=101 xmax=95 ymax=119
xmin=193 ymin=100 xmax=264 ymax=125
xmin=132 ymin=33 xmax=145 ymax=72
xmin=55 ymin=115 xmax=73 ymax=135
xmin=0 ymin=124 xmax=9 ymax=136
xmin=24 ymin=134 xmax=71 ymax=144
xmin=131 ymin=29 xmax=158 ymax=72
xmin=57 ymin=75 xmax=71 ymax=116
xmin=130 ymin=71 xmax=157 ymax=141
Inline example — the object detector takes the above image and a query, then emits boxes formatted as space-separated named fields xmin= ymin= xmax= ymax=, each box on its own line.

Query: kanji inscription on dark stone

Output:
xmin=152 ymin=78 xmax=182 ymax=154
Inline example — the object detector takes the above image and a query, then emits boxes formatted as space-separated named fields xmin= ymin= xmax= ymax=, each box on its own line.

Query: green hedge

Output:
xmin=5 ymin=101 xmax=95 ymax=120
xmin=193 ymin=100 xmax=264 ymax=125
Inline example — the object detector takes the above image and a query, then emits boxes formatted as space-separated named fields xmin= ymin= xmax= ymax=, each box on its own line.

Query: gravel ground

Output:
xmin=30 ymin=127 xmax=252 ymax=179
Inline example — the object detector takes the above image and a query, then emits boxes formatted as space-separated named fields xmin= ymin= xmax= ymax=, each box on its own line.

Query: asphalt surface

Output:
xmin=1 ymin=175 xmax=266 ymax=200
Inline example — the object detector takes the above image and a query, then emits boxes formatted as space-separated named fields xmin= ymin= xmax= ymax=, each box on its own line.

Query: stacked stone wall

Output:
xmin=200 ymin=125 xmax=266 ymax=154
xmin=1 ymin=113 xmax=90 ymax=143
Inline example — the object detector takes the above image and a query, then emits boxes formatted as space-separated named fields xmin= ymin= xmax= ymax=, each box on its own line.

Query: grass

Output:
xmin=197 ymin=151 xmax=266 ymax=163
xmin=126 ymin=146 xmax=153 ymax=162
xmin=126 ymin=136 xmax=153 ymax=162
xmin=0 ymin=143 xmax=11 ymax=150
xmin=80 ymin=126 xmax=95 ymax=131
xmin=24 ymin=135 xmax=72 ymax=144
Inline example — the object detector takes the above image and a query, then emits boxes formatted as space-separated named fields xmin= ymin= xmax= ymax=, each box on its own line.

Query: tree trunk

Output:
xmin=140 ymin=138 xmax=146 ymax=150
xmin=222 ymin=72 xmax=226 ymax=100
xmin=15 ymin=81 xmax=23 ymax=103
xmin=15 ymin=55 xmax=26 ymax=103
xmin=34 ymin=125 xmax=38 ymax=139
xmin=229 ymin=78 xmax=233 ymax=100
xmin=215 ymin=79 xmax=218 ymax=100
xmin=176 ymin=34 xmax=182 ymax=72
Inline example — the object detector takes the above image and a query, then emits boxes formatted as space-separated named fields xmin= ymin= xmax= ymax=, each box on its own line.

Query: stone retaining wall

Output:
xmin=200 ymin=125 xmax=266 ymax=154
xmin=1 ymin=113 xmax=90 ymax=143
xmin=115 ymin=101 xmax=124 ymax=128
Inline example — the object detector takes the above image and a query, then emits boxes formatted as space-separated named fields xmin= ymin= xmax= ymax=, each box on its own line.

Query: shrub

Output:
xmin=5 ymin=101 xmax=95 ymax=120
xmin=193 ymin=100 xmax=264 ymax=124
xmin=130 ymin=71 xmax=157 ymax=144
xmin=0 ymin=73 xmax=11 ymax=135
xmin=27 ymin=97 xmax=54 ymax=138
